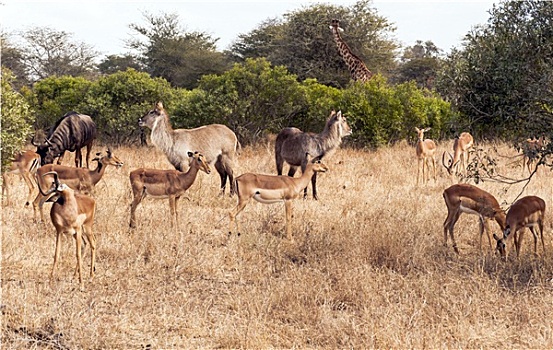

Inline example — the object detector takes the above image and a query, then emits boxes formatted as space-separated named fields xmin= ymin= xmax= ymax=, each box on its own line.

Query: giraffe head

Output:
xmin=329 ymin=19 xmax=344 ymax=32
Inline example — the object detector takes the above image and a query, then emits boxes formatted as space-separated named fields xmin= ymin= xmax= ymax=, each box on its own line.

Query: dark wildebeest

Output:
xmin=33 ymin=112 xmax=97 ymax=168
xmin=275 ymin=110 xmax=352 ymax=199
xmin=139 ymin=102 xmax=240 ymax=196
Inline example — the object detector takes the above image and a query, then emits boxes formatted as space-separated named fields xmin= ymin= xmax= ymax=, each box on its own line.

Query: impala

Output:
xmin=33 ymin=149 xmax=123 ymax=222
xmin=2 ymin=150 xmax=41 ymax=206
xmin=442 ymin=132 xmax=474 ymax=177
xmin=493 ymin=196 xmax=546 ymax=258
xmin=521 ymin=137 xmax=546 ymax=175
xmin=415 ymin=127 xmax=437 ymax=185
xmin=129 ymin=151 xmax=211 ymax=229
xmin=443 ymin=183 xmax=506 ymax=254
xmin=38 ymin=171 xmax=96 ymax=289
xmin=229 ymin=154 xmax=329 ymax=242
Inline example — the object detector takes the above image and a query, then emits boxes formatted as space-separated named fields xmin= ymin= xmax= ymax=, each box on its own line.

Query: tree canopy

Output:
xmin=127 ymin=12 xmax=230 ymax=89
xmin=229 ymin=0 xmax=398 ymax=87
xmin=437 ymin=0 xmax=553 ymax=139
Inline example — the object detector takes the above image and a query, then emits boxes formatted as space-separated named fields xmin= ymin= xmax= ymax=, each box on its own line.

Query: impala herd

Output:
xmin=1 ymin=105 xmax=549 ymax=288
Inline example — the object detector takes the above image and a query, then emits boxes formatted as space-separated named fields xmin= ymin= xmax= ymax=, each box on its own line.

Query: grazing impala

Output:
xmin=37 ymin=171 xmax=97 ymax=290
xmin=493 ymin=196 xmax=546 ymax=259
xmin=33 ymin=149 xmax=123 ymax=222
xmin=129 ymin=151 xmax=211 ymax=229
xmin=442 ymin=132 xmax=474 ymax=177
xmin=229 ymin=154 xmax=329 ymax=242
xmin=2 ymin=150 xmax=41 ymax=206
xmin=443 ymin=184 xmax=506 ymax=254
xmin=415 ymin=127 xmax=437 ymax=185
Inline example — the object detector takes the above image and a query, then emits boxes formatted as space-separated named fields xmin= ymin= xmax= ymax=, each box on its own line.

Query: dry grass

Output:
xmin=2 ymin=141 xmax=553 ymax=349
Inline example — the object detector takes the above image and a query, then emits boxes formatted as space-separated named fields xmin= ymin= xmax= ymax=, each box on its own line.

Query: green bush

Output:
xmin=343 ymin=76 xmax=455 ymax=148
xmin=182 ymin=58 xmax=307 ymax=143
xmin=29 ymin=75 xmax=92 ymax=129
xmin=1 ymin=69 xmax=35 ymax=170
xmin=81 ymin=69 xmax=176 ymax=144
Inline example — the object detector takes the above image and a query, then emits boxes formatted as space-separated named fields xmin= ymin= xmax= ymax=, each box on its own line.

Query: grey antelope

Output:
xmin=2 ymin=150 xmax=41 ymax=206
xmin=139 ymin=102 xmax=239 ymax=195
xmin=493 ymin=196 xmax=546 ymax=259
xmin=129 ymin=151 xmax=211 ymax=229
xmin=229 ymin=154 xmax=329 ymax=242
xmin=37 ymin=171 xmax=97 ymax=290
xmin=443 ymin=183 xmax=506 ymax=254
xmin=33 ymin=149 xmax=123 ymax=222
xmin=415 ymin=127 xmax=437 ymax=185
xmin=275 ymin=110 xmax=351 ymax=199
xmin=442 ymin=132 xmax=474 ymax=178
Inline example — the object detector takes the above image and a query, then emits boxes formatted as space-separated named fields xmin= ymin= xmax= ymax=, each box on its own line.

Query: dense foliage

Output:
xmin=1 ymin=69 xmax=34 ymax=170
xmin=229 ymin=0 xmax=398 ymax=87
xmin=437 ymin=0 xmax=553 ymax=140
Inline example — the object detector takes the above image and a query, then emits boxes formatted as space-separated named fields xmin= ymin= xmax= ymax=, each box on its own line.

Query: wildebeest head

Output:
xmin=139 ymin=101 xmax=166 ymax=129
xmin=32 ymin=130 xmax=52 ymax=165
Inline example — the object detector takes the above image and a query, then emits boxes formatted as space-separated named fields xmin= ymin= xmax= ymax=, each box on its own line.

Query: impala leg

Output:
xmin=129 ymin=188 xmax=146 ymax=228
xmin=22 ymin=172 xmax=35 ymax=206
xmin=174 ymin=196 xmax=180 ymax=229
xmin=74 ymin=228 xmax=84 ymax=289
xmin=284 ymin=200 xmax=294 ymax=241
xmin=229 ymin=198 xmax=250 ymax=236
xmin=444 ymin=210 xmax=461 ymax=253
xmin=538 ymin=219 xmax=545 ymax=255
xmin=417 ymin=158 xmax=422 ymax=186
xmin=514 ymin=227 xmax=523 ymax=258
xmin=83 ymin=223 xmax=96 ymax=279
xmin=482 ymin=218 xmax=493 ymax=252
xmin=430 ymin=157 xmax=436 ymax=182
xmin=51 ymin=231 xmax=62 ymax=281
xmin=169 ymin=196 xmax=176 ymax=228
xmin=528 ymin=226 xmax=539 ymax=257
xmin=478 ymin=216 xmax=485 ymax=252
xmin=311 ymin=172 xmax=318 ymax=200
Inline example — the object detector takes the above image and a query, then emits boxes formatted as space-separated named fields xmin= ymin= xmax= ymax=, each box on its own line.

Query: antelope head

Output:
xmin=139 ymin=101 xmax=165 ymax=129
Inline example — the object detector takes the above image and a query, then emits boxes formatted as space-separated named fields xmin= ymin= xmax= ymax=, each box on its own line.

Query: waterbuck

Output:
xmin=33 ymin=112 xmax=97 ymax=168
xmin=275 ymin=110 xmax=351 ymax=199
xmin=139 ymin=102 xmax=239 ymax=196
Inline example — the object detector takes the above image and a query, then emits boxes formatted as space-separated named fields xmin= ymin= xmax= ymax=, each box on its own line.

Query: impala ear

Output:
xmin=156 ymin=101 xmax=164 ymax=110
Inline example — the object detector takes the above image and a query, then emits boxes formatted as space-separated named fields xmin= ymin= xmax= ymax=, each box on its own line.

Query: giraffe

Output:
xmin=329 ymin=19 xmax=373 ymax=82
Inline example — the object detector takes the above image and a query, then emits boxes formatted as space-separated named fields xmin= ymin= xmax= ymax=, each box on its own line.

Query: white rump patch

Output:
xmin=253 ymin=189 xmax=285 ymax=204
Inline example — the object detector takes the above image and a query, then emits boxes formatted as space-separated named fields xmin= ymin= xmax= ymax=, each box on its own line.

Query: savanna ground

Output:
xmin=1 ymin=139 xmax=553 ymax=349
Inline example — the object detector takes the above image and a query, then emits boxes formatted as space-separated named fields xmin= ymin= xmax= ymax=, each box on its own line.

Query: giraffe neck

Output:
xmin=331 ymin=27 xmax=373 ymax=82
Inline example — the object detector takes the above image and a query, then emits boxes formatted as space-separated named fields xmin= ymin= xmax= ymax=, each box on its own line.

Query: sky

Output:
xmin=1 ymin=1 xmax=497 ymax=59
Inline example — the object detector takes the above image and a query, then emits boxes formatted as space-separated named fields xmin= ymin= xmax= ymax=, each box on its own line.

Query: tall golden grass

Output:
xmin=2 ymin=140 xmax=552 ymax=348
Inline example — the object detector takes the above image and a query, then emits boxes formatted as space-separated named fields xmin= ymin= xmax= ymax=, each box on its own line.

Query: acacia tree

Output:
xmin=1 ymin=33 xmax=30 ymax=89
xmin=128 ymin=12 xmax=230 ymax=89
xmin=393 ymin=40 xmax=442 ymax=90
xmin=229 ymin=0 xmax=398 ymax=87
xmin=437 ymin=0 xmax=553 ymax=139
xmin=17 ymin=27 xmax=99 ymax=82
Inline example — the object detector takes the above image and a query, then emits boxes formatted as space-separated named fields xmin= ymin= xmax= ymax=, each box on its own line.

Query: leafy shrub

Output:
xmin=1 ymin=69 xmax=34 ymax=170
